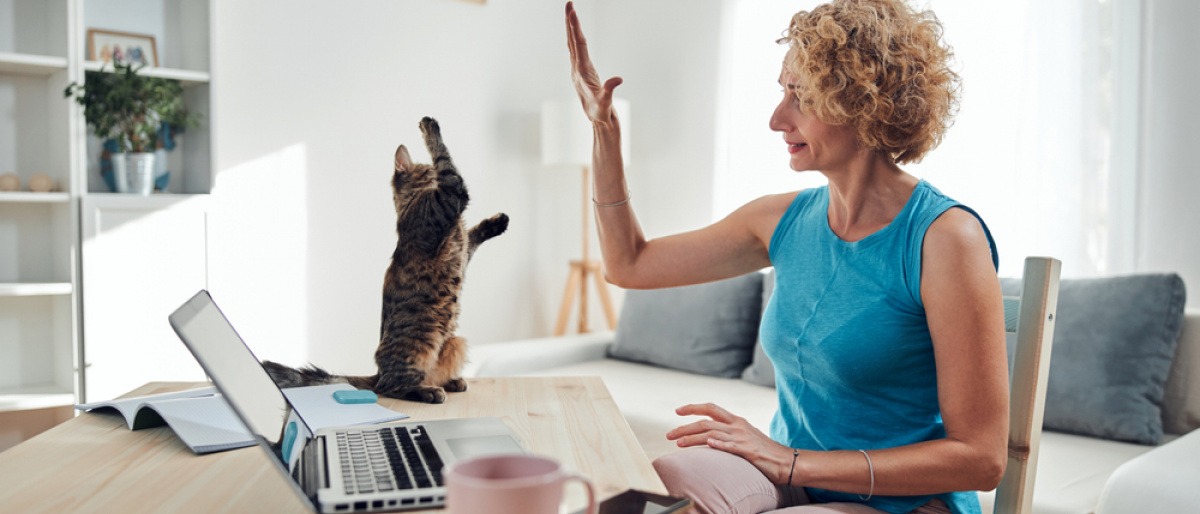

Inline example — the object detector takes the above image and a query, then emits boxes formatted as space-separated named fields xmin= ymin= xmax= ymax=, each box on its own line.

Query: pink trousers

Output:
xmin=652 ymin=448 xmax=952 ymax=514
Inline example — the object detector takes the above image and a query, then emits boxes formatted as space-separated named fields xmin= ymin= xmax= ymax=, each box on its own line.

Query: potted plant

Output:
xmin=64 ymin=62 xmax=200 ymax=195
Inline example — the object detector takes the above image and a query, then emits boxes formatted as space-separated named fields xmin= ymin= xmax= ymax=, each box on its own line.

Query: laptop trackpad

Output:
xmin=446 ymin=435 xmax=524 ymax=459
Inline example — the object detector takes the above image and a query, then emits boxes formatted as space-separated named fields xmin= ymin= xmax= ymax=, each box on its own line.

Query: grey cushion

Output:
xmin=609 ymin=272 xmax=763 ymax=378
xmin=1001 ymin=274 xmax=1186 ymax=445
xmin=741 ymin=269 xmax=777 ymax=387
xmin=1162 ymin=313 xmax=1200 ymax=435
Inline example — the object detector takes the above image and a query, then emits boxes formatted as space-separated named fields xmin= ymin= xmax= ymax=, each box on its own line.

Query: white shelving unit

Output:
xmin=0 ymin=0 xmax=213 ymax=447
xmin=82 ymin=60 xmax=209 ymax=85
xmin=0 ymin=283 xmax=74 ymax=296
xmin=0 ymin=52 xmax=68 ymax=75
xmin=0 ymin=0 xmax=79 ymax=425
xmin=0 ymin=192 xmax=70 ymax=203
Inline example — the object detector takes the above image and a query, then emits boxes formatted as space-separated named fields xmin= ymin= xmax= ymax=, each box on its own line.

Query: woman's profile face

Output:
xmin=769 ymin=71 xmax=862 ymax=174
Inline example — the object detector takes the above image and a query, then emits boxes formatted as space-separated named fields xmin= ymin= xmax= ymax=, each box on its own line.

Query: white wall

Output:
xmin=211 ymin=0 xmax=564 ymax=372
xmin=208 ymin=0 xmax=725 ymax=372
xmin=208 ymin=0 xmax=1200 ymax=376
xmin=536 ymin=0 xmax=724 ymax=330
xmin=590 ymin=0 xmax=722 ymax=239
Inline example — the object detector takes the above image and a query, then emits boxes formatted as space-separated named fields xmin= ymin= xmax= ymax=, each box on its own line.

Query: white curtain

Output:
xmin=713 ymin=0 xmax=1137 ymax=278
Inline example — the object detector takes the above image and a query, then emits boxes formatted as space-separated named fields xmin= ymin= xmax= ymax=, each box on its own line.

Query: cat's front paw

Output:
xmin=470 ymin=213 xmax=509 ymax=246
xmin=402 ymin=386 xmax=448 ymax=404
xmin=481 ymin=213 xmax=508 ymax=237
xmin=419 ymin=117 xmax=440 ymax=138
xmin=444 ymin=378 xmax=467 ymax=393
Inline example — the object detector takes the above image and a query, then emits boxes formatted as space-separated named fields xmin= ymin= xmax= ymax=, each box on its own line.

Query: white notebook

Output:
xmin=77 ymin=384 xmax=408 ymax=454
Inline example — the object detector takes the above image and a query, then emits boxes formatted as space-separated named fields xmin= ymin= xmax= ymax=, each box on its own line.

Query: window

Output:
xmin=713 ymin=0 xmax=1138 ymax=277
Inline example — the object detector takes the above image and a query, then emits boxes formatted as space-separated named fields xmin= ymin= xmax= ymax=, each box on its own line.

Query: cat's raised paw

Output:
xmin=481 ymin=213 xmax=508 ymax=237
xmin=469 ymin=213 xmax=509 ymax=249
xmin=419 ymin=117 xmax=440 ymax=137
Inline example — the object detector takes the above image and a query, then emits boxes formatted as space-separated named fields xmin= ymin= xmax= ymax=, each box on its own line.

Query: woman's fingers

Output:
xmin=668 ymin=403 xmax=785 ymax=478
xmin=566 ymin=3 xmax=599 ymax=73
xmin=666 ymin=404 xmax=749 ymax=447
xmin=666 ymin=418 xmax=723 ymax=440
xmin=565 ymin=2 xmax=579 ymax=64
xmin=603 ymin=76 xmax=624 ymax=96
xmin=668 ymin=403 xmax=762 ymax=452
xmin=672 ymin=427 xmax=745 ymax=456
xmin=564 ymin=1 xmax=623 ymax=123
xmin=675 ymin=403 xmax=738 ymax=423
xmin=565 ymin=3 xmax=591 ymax=75
xmin=674 ymin=432 xmax=716 ymax=448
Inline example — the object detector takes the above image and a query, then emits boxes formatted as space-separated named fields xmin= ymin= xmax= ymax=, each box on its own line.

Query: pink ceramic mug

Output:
xmin=445 ymin=454 xmax=597 ymax=514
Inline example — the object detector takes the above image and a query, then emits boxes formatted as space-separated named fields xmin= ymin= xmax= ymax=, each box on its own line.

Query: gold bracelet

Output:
xmin=592 ymin=195 xmax=631 ymax=208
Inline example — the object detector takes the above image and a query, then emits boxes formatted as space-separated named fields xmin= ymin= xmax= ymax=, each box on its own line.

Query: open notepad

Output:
xmin=76 ymin=384 xmax=408 ymax=454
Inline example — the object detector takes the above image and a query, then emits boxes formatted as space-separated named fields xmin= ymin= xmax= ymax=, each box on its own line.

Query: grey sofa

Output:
xmin=467 ymin=272 xmax=1200 ymax=513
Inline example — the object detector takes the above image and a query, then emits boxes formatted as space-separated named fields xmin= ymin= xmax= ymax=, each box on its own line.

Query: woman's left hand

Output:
xmin=565 ymin=1 xmax=623 ymax=124
xmin=667 ymin=403 xmax=794 ymax=484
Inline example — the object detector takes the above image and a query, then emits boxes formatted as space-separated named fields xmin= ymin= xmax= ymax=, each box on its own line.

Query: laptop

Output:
xmin=168 ymin=290 xmax=526 ymax=513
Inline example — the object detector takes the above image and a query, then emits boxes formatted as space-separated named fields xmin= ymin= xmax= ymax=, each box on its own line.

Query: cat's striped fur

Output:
xmin=263 ymin=117 xmax=507 ymax=403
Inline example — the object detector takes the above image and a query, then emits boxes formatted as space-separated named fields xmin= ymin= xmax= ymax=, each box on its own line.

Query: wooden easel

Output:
xmin=554 ymin=165 xmax=618 ymax=335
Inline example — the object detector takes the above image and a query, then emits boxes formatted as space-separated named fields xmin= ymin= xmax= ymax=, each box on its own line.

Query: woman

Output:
xmin=564 ymin=1 xmax=1007 ymax=513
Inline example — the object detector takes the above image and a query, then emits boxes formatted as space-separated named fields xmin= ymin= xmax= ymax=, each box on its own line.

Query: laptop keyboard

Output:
xmin=336 ymin=426 xmax=445 ymax=496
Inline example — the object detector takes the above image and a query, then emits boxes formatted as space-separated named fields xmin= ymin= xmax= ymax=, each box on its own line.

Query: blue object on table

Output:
xmin=281 ymin=420 xmax=298 ymax=462
xmin=332 ymin=389 xmax=378 ymax=404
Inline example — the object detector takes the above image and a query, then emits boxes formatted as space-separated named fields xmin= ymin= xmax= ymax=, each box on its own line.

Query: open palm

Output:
xmin=565 ymin=2 xmax=623 ymax=124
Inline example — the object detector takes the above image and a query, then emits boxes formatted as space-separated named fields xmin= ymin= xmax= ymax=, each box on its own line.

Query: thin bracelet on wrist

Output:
xmin=592 ymin=194 xmax=631 ymax=208
xmin=787 ymin=448 xmax=800 ymax=487
xmin=858 ymin=449 xmax=875 ymax=501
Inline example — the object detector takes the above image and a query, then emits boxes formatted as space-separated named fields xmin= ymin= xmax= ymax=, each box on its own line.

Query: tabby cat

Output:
xmin=263 ymin=117 xmax=508 ymax=403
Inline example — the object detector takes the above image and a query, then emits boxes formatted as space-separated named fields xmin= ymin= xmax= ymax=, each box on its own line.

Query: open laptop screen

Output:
xmin=168 ymin=290 xmax=312 ymax=471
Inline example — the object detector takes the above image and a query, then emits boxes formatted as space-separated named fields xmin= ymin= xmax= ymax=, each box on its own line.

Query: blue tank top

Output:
xmin=761 ymin=180 xmax=997 ymax=514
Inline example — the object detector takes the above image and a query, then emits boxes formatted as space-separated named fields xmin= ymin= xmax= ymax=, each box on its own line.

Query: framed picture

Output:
xmin=87 ymin=29 xmax=159 ymax=67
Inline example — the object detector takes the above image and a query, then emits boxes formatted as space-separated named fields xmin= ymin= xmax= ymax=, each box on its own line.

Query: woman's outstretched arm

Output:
xmin=564 ymin=2 xmax=777 ymax=289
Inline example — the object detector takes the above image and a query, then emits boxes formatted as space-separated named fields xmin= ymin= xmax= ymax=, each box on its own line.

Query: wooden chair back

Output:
xmin=993 ymin=256 xmax=1062 ymax=514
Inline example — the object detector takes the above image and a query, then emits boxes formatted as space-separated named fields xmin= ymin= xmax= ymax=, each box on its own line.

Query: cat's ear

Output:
xmin=394 ymin=145 xmax=413 ymax=171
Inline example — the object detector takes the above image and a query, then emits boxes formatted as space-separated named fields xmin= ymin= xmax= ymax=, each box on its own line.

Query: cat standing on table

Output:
xmin=265 ymin=117 xmax=508 ymax=404
xmin=564 ymin=0 xmax=1007 ymax=513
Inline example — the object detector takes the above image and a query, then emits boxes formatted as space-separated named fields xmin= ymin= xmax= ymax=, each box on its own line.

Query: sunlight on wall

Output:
xmin=79 ymin=195 xmax=211 ymax=402
xmin=208 ymin=143 xmax=309 ymax=367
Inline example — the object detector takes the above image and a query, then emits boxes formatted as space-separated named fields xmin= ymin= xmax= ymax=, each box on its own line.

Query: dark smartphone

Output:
xmin=570 ymin=489 xmax=692 ymax=514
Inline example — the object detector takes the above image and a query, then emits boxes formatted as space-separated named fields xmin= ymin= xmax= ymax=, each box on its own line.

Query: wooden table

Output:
xmin=0 ymin=377 xmax=665 ymax=513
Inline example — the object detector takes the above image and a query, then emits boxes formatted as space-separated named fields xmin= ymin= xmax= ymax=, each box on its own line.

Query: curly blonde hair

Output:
xmin=778 ymin=0 xmax=959 ymax=164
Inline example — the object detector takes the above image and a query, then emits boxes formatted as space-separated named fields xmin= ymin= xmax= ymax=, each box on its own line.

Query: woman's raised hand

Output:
xmin=565 ymin=2 xmax=623 ymax=124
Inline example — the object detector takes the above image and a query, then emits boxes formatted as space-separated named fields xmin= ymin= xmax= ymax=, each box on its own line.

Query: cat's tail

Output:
xmin=262 ymin=360 xmax=378 ymax=390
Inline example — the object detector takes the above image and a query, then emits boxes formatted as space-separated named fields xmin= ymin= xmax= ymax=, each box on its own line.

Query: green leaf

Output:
xmin=62 ymin=61 xmax=202 ymax=153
